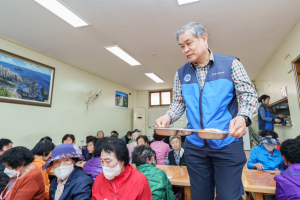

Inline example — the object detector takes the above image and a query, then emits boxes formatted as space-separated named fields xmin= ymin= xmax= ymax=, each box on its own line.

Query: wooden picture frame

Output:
xmin=0 ymin=49 xmax=55 ymax=107
xmin=292 ymin=54 xmax=300 ymax=107
xmin=285 ymin=54 xmax=293 ymax=73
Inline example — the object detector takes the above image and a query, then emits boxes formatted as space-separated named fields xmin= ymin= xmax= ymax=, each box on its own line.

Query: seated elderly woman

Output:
xmin=165 ymin=136 xmax=186 ymax=166
xmin=42 ymin=144 xmax=93 ymax=200
xmin=165 ymin=136 xmax=185 ymax=200
xmin=150 ymin=132 xmax=172 ymax=165
xmin=86 ymin=137 xmax=99 ymax=161
xmin=97 ymin=131 xmax=105 ymax=140
xmin=82 ymin=135 xmax=93 ymax=160
xmin=0 ymin=147 xmax=45 ymax=200
xmin=31 ymin=140 xmax=55 ymax=200
xmin=132 ymin=145 xmax=175 ymax=200
xmin=83 ymin=139 xmax=105 ymax=180
xmin=91 ymin=138 xmax=152 ymax=200
xmin=247 ymin=130 xmax=284 ymax=171
xmin=62 ymin=134 xmax=82 ymax=155
xmin=137 ymin=135 xmax=157 ymax=162
xmin=127 ymin=130 xmax=141 ymax=163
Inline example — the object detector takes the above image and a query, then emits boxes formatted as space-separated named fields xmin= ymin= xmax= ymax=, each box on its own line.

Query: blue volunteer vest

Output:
xmin=258 ymin=104 xmax=274 ymax=130
xmin=178 ymin=53 xmax=239 ymax=149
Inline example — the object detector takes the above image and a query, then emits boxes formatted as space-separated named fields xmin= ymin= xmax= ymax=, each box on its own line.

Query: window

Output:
xmin=149 ymin=90 xmax=172 ymax=106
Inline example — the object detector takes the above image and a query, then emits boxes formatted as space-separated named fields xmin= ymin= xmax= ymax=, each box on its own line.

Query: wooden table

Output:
xmin=242 ymin=169 xmax=277 ymax=200
xmin=156 ymin=165 xmax=191 ymax=200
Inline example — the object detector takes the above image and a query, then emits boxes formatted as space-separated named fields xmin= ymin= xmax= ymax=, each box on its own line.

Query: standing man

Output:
xmin=156 ymin=22 xmax=258 ymax=200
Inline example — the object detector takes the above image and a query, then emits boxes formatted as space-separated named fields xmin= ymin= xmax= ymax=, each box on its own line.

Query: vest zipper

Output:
xmin=195 ymin=69 xmax=208 ymax=146
xmin=194 ymin=69 xmax=205 ymax=129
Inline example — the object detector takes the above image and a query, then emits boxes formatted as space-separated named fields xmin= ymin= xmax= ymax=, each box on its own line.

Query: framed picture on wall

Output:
xmin=0 ymin=49 xmax=55 ymax=107
xmin=115 ymin=90 xmax=128 ymax=109
xmin=285 ymin=54 xmax=293 ymax=73
xmin=292 ymin=54 xmax=300 ymax=106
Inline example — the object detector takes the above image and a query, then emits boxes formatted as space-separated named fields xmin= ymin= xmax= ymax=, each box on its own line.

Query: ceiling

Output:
xmin=0 ymin=0 xmax=300 ymax=90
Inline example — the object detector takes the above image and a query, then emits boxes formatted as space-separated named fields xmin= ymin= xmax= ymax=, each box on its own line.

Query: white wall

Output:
xmin=133 ymin=90 xmax=187 ymax=138
xmin=0 ymin=37 xmax=133 ymax=149
xmin=251 ymin=19 xmax=300 ymax=141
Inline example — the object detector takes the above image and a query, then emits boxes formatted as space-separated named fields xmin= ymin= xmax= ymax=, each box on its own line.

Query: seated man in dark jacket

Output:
xmin=42 ymin=144 xmax=93 ymax=200
xmin=132 ymin=145 xmax=175 ymax=200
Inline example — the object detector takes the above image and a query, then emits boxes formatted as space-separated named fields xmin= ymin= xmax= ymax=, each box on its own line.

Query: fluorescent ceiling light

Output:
xmin=35 ymin=0 xmax=89 ymax=27
xmin=145 ymin=73 xmax=164 ymax=83
xmin=105 ymin=45 xmax=141 ymax=66
xmin=177 ymin=0 xmax=199 ymax=5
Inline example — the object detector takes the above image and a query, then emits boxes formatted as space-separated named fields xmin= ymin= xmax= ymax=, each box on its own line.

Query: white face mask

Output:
xmin=53 ymin=164 xmax=74 ymax=180
xmin=263 ymin=144 xmax=276 ymax=151
xmin=103 ymin=162 xmax=121 ymax=180
xmin=4 ymin=166 xmax=21 ymax=178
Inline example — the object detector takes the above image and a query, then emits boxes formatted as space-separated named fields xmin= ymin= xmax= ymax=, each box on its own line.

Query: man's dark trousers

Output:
xmin=185 ymin=138 xmax=247 ymax=200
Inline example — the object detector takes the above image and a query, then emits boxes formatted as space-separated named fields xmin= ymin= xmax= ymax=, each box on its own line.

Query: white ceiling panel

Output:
xmin=0 ymin=0 xmax=300 ymax=90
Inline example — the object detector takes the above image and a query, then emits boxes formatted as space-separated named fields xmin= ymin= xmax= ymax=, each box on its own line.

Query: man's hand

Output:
xmin=155 ymin=114 xmax=171 ymax=128
xmin=228 ymin=116 xmax=246 ymax=138
xmin=275 ymin=119 xmax=282 ymax=123
xmin=274 ymin=168 xmax=280 ymax=171
xmin=253 ymin=163 xmax=264 ymax=171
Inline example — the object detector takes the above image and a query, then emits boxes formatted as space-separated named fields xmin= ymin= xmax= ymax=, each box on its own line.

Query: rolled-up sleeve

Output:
xmin=232 ymin=59 xmax=258 ymax=122
xmin=166 ymin=71 xmax=186 ymax=124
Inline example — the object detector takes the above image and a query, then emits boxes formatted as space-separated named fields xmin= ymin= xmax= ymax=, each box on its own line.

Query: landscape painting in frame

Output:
xmin=0 ymin=49 xmax=55 ymax=107
xmin=115 ymin=91 xmax=128 ymax=109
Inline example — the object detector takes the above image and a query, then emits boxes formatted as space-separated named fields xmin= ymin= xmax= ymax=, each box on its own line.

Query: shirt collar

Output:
xmin=189 ymin=48 xmax=214 ymax=69
xmin=174 ymin=148 xmax=184 ymax=157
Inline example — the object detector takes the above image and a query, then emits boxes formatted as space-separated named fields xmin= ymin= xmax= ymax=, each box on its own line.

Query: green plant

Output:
xmin=0 ymin=86 xmax=11 ymax=97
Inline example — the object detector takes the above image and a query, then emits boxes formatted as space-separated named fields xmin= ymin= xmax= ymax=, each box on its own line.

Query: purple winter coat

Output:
xmin=274 ymin=163 xmax=300 ymax=200
xmin=82 ymin=156 xmax=103 ymax=180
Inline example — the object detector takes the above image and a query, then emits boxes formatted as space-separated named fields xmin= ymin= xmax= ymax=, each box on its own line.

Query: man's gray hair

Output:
xmin=175 ymin=22 xmax=207 ymax=43
xmin=169 ymin=135 xmax=181 ymax=145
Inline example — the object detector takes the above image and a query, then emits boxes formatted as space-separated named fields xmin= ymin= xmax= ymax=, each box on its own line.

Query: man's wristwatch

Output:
xmin=239 ymin=115 xmax=251 ymax=127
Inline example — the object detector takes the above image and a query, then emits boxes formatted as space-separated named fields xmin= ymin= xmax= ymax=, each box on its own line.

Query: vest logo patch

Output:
xmin=184 ymin=74 xmax=191 ymax=82
xmin=212 ymin=71 xmax=224 ymax=75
